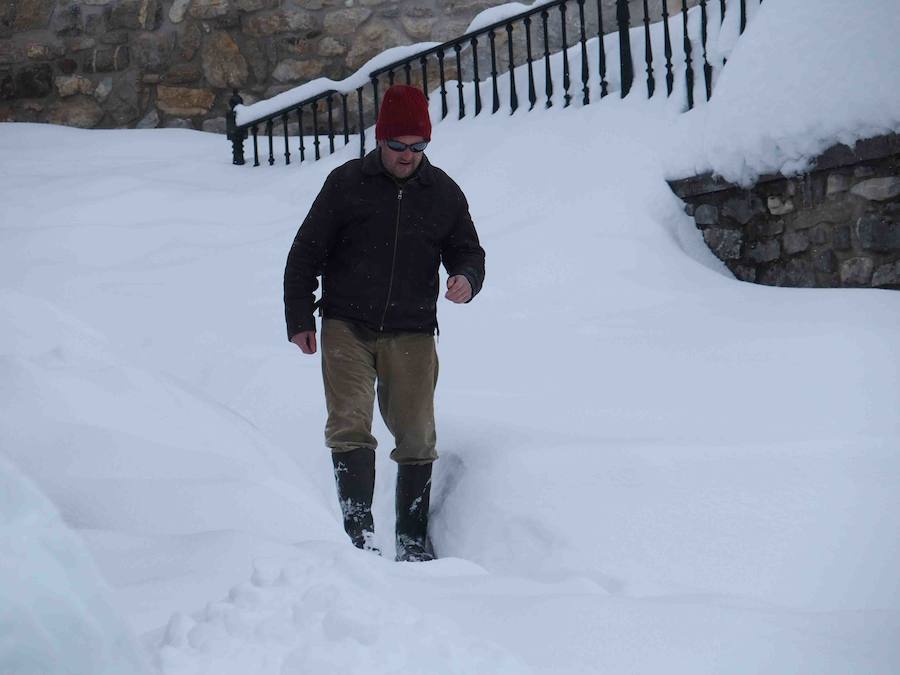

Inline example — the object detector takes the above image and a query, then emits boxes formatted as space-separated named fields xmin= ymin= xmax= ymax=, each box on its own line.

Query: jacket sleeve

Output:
xmin=441 ymin=189 xmax=485 ymax=302
xmin=283 ymin=169 xmax=344 ymax=340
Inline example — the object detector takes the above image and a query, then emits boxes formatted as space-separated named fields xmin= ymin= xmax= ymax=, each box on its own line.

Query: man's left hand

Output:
xmin=445 ymin=275 xmax=472 ymax=304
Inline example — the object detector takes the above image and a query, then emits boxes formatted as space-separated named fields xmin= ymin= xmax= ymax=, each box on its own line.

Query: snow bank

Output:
xmin=0 ymin=455 xmax=150 ymax=675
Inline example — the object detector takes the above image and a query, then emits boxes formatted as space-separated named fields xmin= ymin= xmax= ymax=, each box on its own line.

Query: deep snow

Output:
xmin=2 ymin=0 xmax=900 ymax=673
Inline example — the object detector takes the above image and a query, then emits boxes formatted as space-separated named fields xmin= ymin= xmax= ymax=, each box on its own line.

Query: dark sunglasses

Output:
xmin=385 ymin=139 xmax=429 ymax=153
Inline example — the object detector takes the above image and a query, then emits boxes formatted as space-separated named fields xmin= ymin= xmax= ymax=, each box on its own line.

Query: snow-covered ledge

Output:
xmin=669 ymin=134 xmax=900 ymax=289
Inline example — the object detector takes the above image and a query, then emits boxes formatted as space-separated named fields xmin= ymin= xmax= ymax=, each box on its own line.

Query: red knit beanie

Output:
xmin=375 ymin=85 xmax=432 ymax=141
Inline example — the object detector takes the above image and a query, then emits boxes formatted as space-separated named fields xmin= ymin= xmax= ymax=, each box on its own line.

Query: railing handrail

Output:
xmin=369 ymin=0 xmax=565 ymax=79
xmin=234 ymin=89 xmax=340 ymax=131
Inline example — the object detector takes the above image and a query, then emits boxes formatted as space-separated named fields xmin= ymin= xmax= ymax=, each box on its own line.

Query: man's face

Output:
xmin=379 ymin=135 xmax=427 ymax=180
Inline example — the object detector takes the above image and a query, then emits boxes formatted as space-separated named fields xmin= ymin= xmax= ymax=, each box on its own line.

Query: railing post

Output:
xmin=420 ymin=56 xmax=429 ymax=101
xmin=454 ymin=43 xmax=466 ymax=119
xmin=281 ymin=112 xmax=290 ymax=165
xmin=541 ymin=8 xmax=553 ymax=108
xmin=577 ymin=0 xmax=590 ymax=105
xmin=297 ymin=107 xmax=305 ymax=162
xmin=682 ymin=0 xmax=694 ymax=109
xmin=488 ymin=30 xmax=500 ymax=114
xmin=700 ymin=0 xmax=712 ymax=100
xmin=559 ymin=1 xmax=571 ymax=107
xmin=616 ymin=0 xmax=633 ymax=98
xmin=662 ymin=0 xmax=674 ymax=96
xmin=227 ymin=89 xmax=246 ymax=165
xmin=524 ymin=16 xmax=537 ymax=109
xmin=356 ymin=87 xmax=366 ymax=158
xmin=341 ymin=93 xmax=350 ymax=145
xmin=642 ymin=0 xmax=655 ymax=98
xmin=470 ymin=37 xmax=483 ymax=115
xmin=437 ymin=50 xmax=449 ymax=119
xmin=596 ymin=0 xmax=608 ymax=97
xmin=506 ymin=23 xmax=519 ymax=113
xmin=326 ymin=93 xmax=336 ymax=154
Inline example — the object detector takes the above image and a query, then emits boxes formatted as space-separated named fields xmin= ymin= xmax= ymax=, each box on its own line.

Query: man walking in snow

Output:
xmin=284 ymin=84 xmax=486 ymax=562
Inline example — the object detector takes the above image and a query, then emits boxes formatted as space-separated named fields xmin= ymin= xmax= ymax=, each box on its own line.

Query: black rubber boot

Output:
xmin=332 ymin=448 xmax=380 ymax=554
xmin=395 ymin=463 xmax=435 ymax=562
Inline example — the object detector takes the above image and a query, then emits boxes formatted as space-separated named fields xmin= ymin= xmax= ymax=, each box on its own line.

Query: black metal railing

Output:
xmin=227 ymin=0 xmax=762 ymax=167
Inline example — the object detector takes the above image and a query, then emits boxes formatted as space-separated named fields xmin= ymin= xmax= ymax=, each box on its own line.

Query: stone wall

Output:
xmin=669 ymin=134 xmax=900 ymax=290
xmin=0 ymin=0 xmax=697 ymax=132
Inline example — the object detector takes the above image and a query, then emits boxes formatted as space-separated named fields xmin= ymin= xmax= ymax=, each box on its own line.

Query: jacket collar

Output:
xmin=362 ymin=148 xmax=435 ymax=187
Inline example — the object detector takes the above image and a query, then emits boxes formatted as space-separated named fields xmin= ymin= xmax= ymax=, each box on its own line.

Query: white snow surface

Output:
xmin=3 ymin=1 xmax=900 ymax=673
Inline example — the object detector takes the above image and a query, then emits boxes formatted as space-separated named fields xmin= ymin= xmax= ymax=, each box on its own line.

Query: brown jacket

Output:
xmin=284 ymin=149 xmax=485 ymax=339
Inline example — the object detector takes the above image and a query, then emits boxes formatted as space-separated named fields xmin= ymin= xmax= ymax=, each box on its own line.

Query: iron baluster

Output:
xmin=471 ymin=37 xmax=483 ymax=115
xmin=682 ymin=0 xmax=694 ymax=110
xmin=559 ymin=2 xmax=571 ymax=107
xmin=740 ymin=0 xmax=747 ymax=33
xmin=341 ymin=93 xmax=350 ymax=145
xmin=506 ymin=23 xmax=519 ymax=113
xmin=326 ymin=93 xmax=335 ymax=154
xmin=596 ymin=0 xmax=608 ymax=97
xmin=420 ymin=56 xmax=429 ymax=100
xmin=577 ymin=0 xmax=590 ymax=105
xmin=524 ymin=16 xmax=537 ymax=109
xmin=437 ymin=50 xmax=449 ymax=119
xmin=642 ymin=0 xmax=654 ymax=97
xmin=700 ymin=0 xmax=712 ymax=100
xmin=404 ymin=61 xmax=412 ymax=85
xmin=227 ymin=89 xmax=245 ymax=165
xmin=282 ymin=113 xmax=290 ymax=165
xmin=297 ymin=107 xmax=305 ymax=162
xmin=356 ymin=87 xmax=366 ymax=158
xmin=312 ymin=101 xmax=321 ymax=161
xmin=251 ymin=124 xmax=259 ymax=167
xmin=662 ymin=0 xmax=674 ymax=96
xmin=372 ymin=76 xmax=380 ymax=117
xmin=488 ymin=30 xmax=500 ymax=114
xmin=266 ymin=118 xmax=274 ymax=166
xmin=541 ymin=9 xmax=553 ymax=107
xmin=388 ymin=69 xmax=395 ymax=86
xmin=616 ymin=0 xmax=633 ymax=98
xmin=454 ymin=43 xmax=466 ymax=119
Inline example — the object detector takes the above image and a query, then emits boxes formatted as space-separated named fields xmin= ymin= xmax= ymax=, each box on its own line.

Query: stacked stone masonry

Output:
xmin=0 ymin=0 xmax=691 ymax=131
xmin=670 ymin=134 xmax=900 ymax=290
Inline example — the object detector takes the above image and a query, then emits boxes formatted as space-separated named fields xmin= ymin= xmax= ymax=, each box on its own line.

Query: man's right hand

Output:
xmin=291 ymin=331 xmax=317 ymax=355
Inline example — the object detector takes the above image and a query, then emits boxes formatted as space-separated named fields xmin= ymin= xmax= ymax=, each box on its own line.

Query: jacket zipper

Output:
xmin=379 ymin=187 xmax=403 ymax=331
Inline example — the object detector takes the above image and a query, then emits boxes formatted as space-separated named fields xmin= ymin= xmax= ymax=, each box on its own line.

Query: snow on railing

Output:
xmin=226 ymin=0 xmax=762 ymax=167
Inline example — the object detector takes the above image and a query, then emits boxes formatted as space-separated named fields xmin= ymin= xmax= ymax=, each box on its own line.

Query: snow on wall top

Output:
xmin=674 ymin=0 xmax=900 ymax=185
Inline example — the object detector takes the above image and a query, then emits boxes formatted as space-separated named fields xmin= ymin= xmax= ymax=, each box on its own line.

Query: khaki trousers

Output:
xmin=321 ymin=318 xmax=439 ymax=464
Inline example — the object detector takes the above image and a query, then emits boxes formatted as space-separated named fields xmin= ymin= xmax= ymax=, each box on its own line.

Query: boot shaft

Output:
xmin=332 ymin=448 xmax=377 ymax=550
xmin=395 ymin=462 xmax=434 ymax=562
